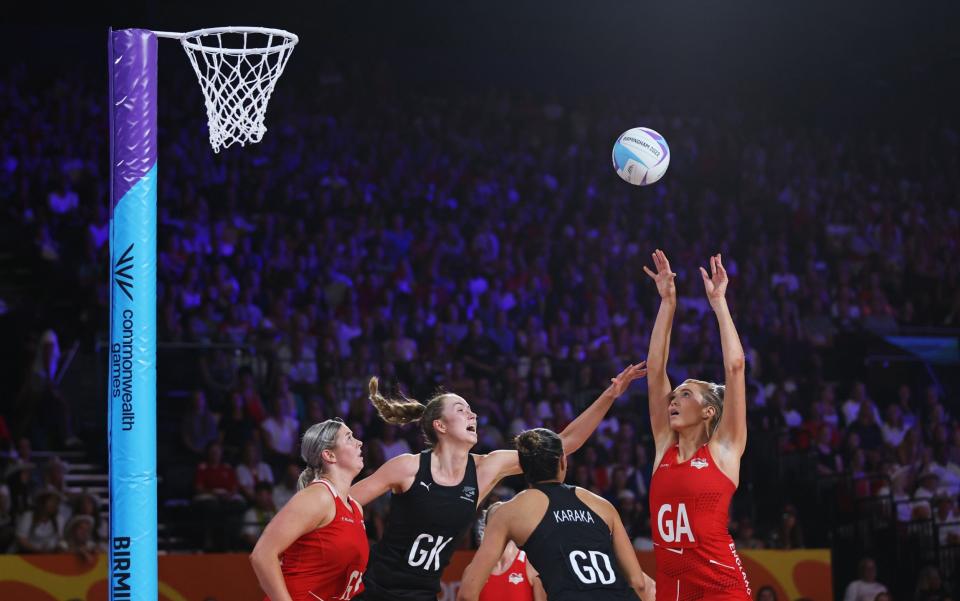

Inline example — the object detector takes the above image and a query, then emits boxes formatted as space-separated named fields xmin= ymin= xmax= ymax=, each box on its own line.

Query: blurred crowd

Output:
xmin=0 ymin=59 xmax=958 ymax=597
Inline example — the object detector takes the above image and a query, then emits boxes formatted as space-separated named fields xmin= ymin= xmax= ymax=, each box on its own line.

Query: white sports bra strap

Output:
xmin=316 ymin=478 xmax=339 ymax=499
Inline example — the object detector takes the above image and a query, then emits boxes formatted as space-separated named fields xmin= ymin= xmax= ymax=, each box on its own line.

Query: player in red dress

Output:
xmin=477 ymin=501 xmax=546 ymax=601
xmin=643 ymin=250 xmax=751 ymax=600
xmin=251 ymin=418 xmax=368 ymax=601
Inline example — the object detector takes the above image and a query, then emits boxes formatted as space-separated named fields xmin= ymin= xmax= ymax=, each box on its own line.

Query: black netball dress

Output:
xmin=521 ymin=482 xmax=638 ymax=601
xmin=360 ymin=450 xmax=479 ymax=600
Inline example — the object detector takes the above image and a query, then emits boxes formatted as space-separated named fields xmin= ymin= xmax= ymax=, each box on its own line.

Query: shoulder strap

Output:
xmin=317 ymin=478 xmax=339 ymax=499
xmin=418 ymin=449 xmax=433 ymax=484
xmin=700 ymin=443 xmax=713 ymax=460
xmin=313 ymin=478 xmax=348 ymax=516
xmin=664 ymin=445 xmax=679 ymax=462
xmin=347 ymin=496 xmax=363 ymax=519
xmin=465 ymin=451 xmax=478 ymax=484
xmin=566 ymin=484 xmax=593 ymax=510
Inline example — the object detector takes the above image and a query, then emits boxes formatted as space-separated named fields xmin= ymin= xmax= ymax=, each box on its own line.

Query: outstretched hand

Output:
xmin=642 ymin=249 xmax=676 ymax=301
xmin=699 ymin=253 xmax=729 ymax=305
xmin=608 ymin=362 xmax=648 ymax=398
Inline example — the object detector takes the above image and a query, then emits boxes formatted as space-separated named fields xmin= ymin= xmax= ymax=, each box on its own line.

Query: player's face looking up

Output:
xmin=667 ymin=380 xmax=715 ymax=432
xmin=326 ymin=425 xmax=364 ymax=474
xmin=433 ymin=396 xmax=478 ymax=444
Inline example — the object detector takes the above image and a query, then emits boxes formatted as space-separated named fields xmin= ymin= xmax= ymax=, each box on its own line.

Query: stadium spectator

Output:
xmin=913 ymin=565 xmax=951 ymax=601
xmin=240 ymin=482 xmax=276 ymax=549
xmin=192 ymin=442 xmax=244 ymax=551
xmin=180 ymin=389 xmax=219 ymax=461
xmin=13 ymin=490 xmax=64 ymax=553
xmin=235 ymin=441 xmax=274 ymax=504
xmin=59 ymin=514 xmax=104 ymax=562
xmin=843 ymin=558 xmax=888 ymax=601
xmin=260 ymin=396 xmax=299 ymax=472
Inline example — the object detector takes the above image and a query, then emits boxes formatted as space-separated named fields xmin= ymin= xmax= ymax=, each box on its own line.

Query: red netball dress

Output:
xmin=479 ymin=550 xmax=534 ymax=601
xmin=649 ymin=444 xmax=751 ymax=601
xmin=271 ymin=479 xmax=368 ymax=601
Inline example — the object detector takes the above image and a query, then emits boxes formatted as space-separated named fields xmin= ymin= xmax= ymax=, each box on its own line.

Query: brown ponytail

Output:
xmin=369 ymin=376 xmax=427 ymax=424
xmin=368 ymin=376 xmax=451 ymax=445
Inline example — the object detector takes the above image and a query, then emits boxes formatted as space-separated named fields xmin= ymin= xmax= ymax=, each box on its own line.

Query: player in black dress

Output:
xmin=458 ymin=428 xmax=655 ymax=601
xmin=351 ymin=364 xmax=647 ymax=601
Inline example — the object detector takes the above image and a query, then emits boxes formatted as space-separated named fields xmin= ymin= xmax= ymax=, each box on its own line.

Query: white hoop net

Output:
xmin=177 ymin=27 xmax=298 ymax=153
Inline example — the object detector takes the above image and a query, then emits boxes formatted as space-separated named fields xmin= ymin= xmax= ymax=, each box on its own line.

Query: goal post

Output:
xmin=107 ymin=28 xmax=158 ymax=601
xmin=107 ymin=25 xmax=296 ymax=600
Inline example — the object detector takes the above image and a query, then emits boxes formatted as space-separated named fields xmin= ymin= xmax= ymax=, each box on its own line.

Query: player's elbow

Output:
xmin=249 ymin=541 xmax=271 ymax=570
xmin=559 ymin=432 xmax=580 ymax=455
xmin=725 ymin=354 xmax=746 ymax=373
xmin=628 ymin=575 xmax=647 ymax=596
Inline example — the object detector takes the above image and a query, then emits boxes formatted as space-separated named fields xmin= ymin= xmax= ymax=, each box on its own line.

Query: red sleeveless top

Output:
xmin=649 ymin=444 xmax=751 ymax=601
xmin=479 ymin=550 xmax=534 ymax=601
xmin=271 ymin=479 xmax=368 ymax=601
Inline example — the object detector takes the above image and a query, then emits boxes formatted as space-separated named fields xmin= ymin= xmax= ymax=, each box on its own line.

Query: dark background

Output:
xmin=2 ymin=1 xmax=959 ymax=598
xmin=6 ymin=0 xmax=960 ymax=119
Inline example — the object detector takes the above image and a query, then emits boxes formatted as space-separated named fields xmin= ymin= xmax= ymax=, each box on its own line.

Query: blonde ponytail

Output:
xmin=297 ymin=466 xmax=316 ymax=491
xmin=686 ymin=379 xmax=725 ymax=439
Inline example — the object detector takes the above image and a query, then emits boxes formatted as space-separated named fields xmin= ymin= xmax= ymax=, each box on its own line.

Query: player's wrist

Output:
xmin=709 ymin=296 xmax=728 ymax=311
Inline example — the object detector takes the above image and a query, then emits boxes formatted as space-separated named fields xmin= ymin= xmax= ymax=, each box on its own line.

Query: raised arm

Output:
xmin=558 ymin=362 xmax=647 ymax=455
xmin=643 ymin=249 xmax=677 ymax=450
xmin=700 ymin=254 xmax=747 ymax=455
xmin=475 ymin=363 xmax=646 ymax=499
xmin=349 ymin=453 xmax=419 ymax=506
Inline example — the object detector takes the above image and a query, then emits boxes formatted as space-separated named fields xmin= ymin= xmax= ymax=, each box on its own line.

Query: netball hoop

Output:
xmin=154 ymin=26 xmax=299 ymax=152
xmin=108 ymin=25 xmax=297 ymax=600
